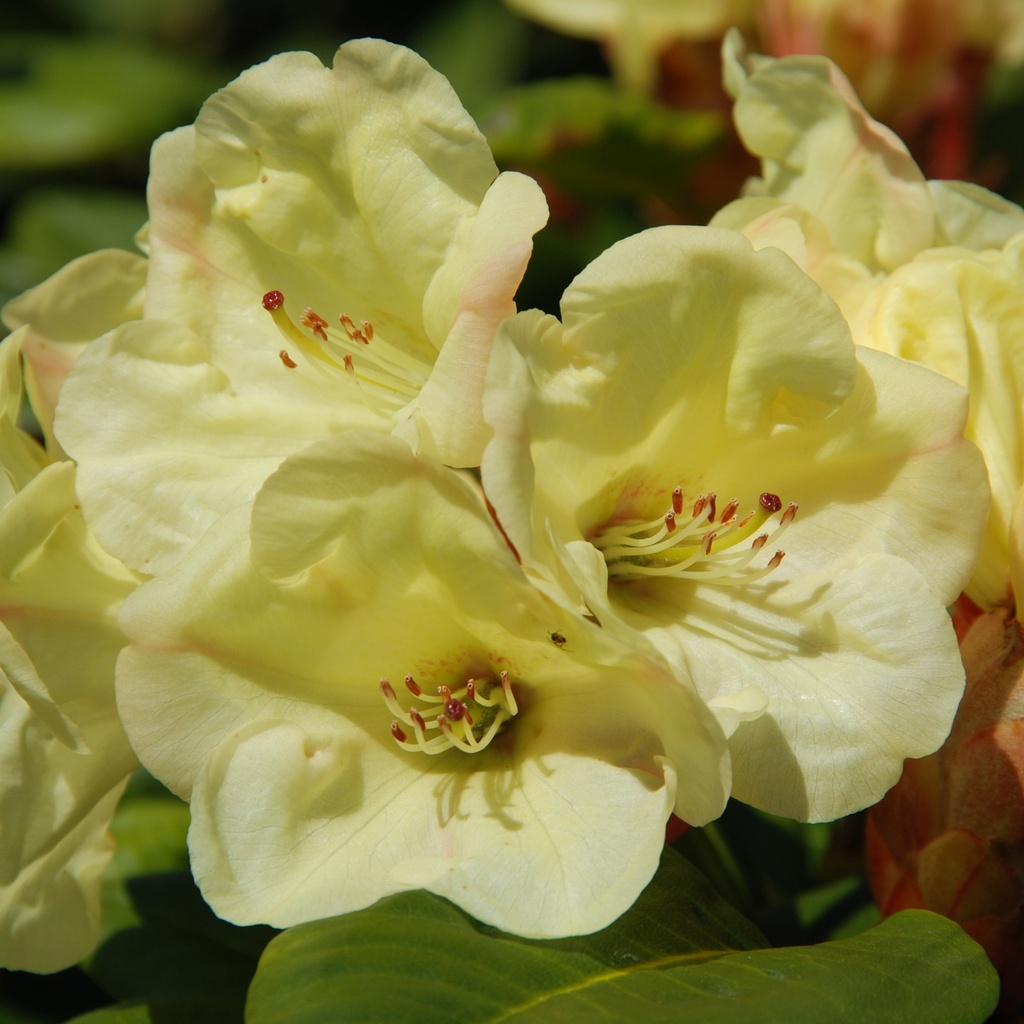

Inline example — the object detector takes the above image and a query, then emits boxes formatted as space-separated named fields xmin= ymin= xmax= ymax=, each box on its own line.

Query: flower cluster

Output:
xmin=0 ymin=31 xmax=1010 ymax=972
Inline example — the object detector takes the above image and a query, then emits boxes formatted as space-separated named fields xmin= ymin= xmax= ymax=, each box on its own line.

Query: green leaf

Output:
xmin=66 ymin=1006 xmax=160 ymax=1024
xmin=0 ymin=35 xmax=217 ymax=169
xmin=246 ymin=850 xmax=997 ymax=1024
xmin=66 ymin=999 xmax=239 ymax=1024
xmin=481 ymin=76 xmax=722 ymax=215
xmin=86 ymin=872 xmax=276 ymax=1024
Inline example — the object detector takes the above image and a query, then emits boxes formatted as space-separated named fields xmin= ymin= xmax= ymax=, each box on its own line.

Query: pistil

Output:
xmin=261 ymin=291 xmax=429 ymax=402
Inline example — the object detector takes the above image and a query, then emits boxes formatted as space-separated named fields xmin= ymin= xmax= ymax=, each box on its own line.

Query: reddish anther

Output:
xmin=692 ymin=494 xmax=707 ymax=519
xmin=465 ymin=680 xmax=477 ymax=700
xmin=751 ymin=533 xmax=768 ymax=551
xmin=301 ymin=308 xmax=329 ymax=341
xmin=404 ymin=675 xmax=421 ymax=696
xmin=759 ymin=492 xmax=783 ymax=513
xmin=380 ymin=678 xmax=397 ymax=700
xmin=439 ymin=685 xmax=453 ymax=702
xmin=664 ymin=511 xmax=677 ymax=533
xmin=279 ymin=349 xmax=297 ymax=368
xmin=391 ymin=721 xmax=408 ymax=743
xmin=768 ymin=550 xmax=786 ymax=568
xmin=721 ymin=498 xmax=739 ymax=523
xmin=262 ymin=290 xmax=285 ymax=311
xmin=672 ymin=486 xmax=683 ymax=515
xmin=707 ymin=493 xmax=717 ymax=522
xmin=781 ymin=502 xmax=799 ymax=525
xmin=343 ymin=354 xmax=354 ymax=372
xmin=410 ymin=708 xmax=427 ymax=731
xmin=339 ymin=314 xmax=356 ymax=339
xmin=361 ymin=320 xmax=374 ymax=341
xmin=703 ymin=531 xmax=716 ymax=555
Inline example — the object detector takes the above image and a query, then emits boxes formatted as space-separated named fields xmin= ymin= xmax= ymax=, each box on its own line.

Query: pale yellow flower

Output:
xmin=52 ymin=40 xmax=548 ymax=575
xmin=481 ymin=225 xmax=988 ymax=821
xmin=714 ymin=32 xmax=1024 ymax=610
xmin=114 ymin=432 xmax=730 ymax=937
xmin=0 ymin=329 xmax=139 ymax=973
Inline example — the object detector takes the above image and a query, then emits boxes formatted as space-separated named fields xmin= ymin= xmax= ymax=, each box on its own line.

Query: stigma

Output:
xmin=261 ymin=290 xmax=428 ymax=403
xmin=380 ymin=671 xmax=519 ymax=755
xmin=593 ymin=487 xmax=797 ymax=584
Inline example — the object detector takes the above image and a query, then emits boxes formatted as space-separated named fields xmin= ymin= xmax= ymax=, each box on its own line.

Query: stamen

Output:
xmin=382 ymin=671 xmax=518 ymax=755
xmin=260 ymin=290 xmax=429 ymax=402
xmin=593 ymin=486 xmax=798 ymax=586
xmin=301 ymin=308 xmax=329 ymax=341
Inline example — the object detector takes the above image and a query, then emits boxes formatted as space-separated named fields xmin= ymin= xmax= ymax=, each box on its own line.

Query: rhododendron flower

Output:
xmin=757 ymin=0 xmax=1024 ymax=121
xmin=481 ymin=225 xmax=988 ymax=822
xmin=713 ymin=32 xmax=1024 ymax=610
xmin=54 ymin=39 xmax=548 ymax=575
xmin=503 ymin=0 xmax=753 ymax=90
xmin=113 ymin=432 xmax=730 ymax=938
xmin=0 ymin=329 xmax=139 ymax=973
xmin=505 ymin=0 xmax=1024 ymax=123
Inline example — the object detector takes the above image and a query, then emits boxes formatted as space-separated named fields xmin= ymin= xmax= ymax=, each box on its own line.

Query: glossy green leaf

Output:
xmin=85 ymin=871 xmax=275 ymax=1024
xmin=246 ymin=850 xmax=997 ymax=1024
xmin=0 ymin=36 xmax=216 ymax=168
xmin=481 ymin=76 xmax=722 ymax=214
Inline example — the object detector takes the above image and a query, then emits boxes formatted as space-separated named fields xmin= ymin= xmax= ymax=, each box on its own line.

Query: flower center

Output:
xmin=262 ymin=290 xmax=428 ymax=404
xmin=593 ymin=488 xmax=797 ymax=584
xmin=380 ymin=671 xmax=519 ymax=755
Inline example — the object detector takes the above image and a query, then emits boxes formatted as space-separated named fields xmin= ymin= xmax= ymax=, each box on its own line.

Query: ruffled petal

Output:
xmin=56 ymin=318 xmax=377 ymax=574
xmin=618 ymin=553 xmax=966 ymax=820
xmin=867 ymin=242 xmax=1024 ymax=608
xmin=117 ymin=433 xmax=728 ymax=935
xmin=0 ymin=681 xmax=130 ymax=973
xmin=1 ymin=250 xmax=145 ymax=456
xmin=0 ymin=354 xmax=138 ymax=970
xmin=722 ymin=30 xmax=934 ymax=271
